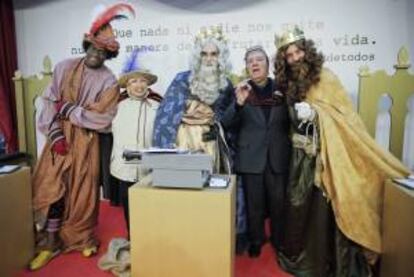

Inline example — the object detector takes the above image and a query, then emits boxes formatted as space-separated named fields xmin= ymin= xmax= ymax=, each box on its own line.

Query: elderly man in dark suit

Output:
xmin=221 ymin=46 xmax=291 ymax=258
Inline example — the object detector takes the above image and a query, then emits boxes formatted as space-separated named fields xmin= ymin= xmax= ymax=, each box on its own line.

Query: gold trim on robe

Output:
xmin=176 ymin=99 xmax=220 ymax=172
xmin=306 ymin=68 xmax=410 ymax=254
xmin=32 ymin=59 xmax=119 ymax=252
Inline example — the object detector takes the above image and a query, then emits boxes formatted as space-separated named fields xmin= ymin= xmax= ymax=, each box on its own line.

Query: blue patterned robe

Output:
xmin=153 ymin=71 xmax=233 ymax=147
xmin=152 ymin=70 xmax=247 ymax=235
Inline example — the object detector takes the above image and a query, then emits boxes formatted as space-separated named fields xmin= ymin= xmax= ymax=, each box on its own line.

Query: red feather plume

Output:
xmin=89 ymin=3 xmax=135 ymax=35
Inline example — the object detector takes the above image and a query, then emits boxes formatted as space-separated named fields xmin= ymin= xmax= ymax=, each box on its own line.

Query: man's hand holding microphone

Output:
xmin=235 ymin=80 xmax=251 ymax=106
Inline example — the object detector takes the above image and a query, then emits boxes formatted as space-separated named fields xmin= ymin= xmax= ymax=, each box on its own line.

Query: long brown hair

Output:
xmin=274 ymin=39 xmax=324 ymax=104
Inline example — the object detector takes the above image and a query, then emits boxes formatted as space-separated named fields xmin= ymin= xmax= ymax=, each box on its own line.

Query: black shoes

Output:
xmin=236 ymin=235 xmax=263 ymax=258
xmin=236 ymin=234 xmax=249 ymax=255
xmin=248 ymin=243 xmax=262 ymax=258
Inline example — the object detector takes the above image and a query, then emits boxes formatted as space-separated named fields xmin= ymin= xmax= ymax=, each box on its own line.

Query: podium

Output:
xmin=129 ymin=175 xmax=235 ymax=277
xmin=0 ymin=167 xmax=34 ymax=276
xmin=381 ymin=179 xmax=414 ymax=276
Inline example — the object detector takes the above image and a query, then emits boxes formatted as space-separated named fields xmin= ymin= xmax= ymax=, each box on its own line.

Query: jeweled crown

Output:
xmin=275 ymin=26 xmax=305 ymax=49
xmin=194 ymin=26 xmax=227 ymax=44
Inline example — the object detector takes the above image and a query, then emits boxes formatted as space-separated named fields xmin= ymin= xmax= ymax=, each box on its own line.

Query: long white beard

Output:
xmin=190 ymin=65 xmax=220 ymax=106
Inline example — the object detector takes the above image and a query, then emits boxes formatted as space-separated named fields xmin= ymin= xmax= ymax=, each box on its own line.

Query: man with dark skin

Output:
xmin=29 ymin=3 xmax=134 ymax=270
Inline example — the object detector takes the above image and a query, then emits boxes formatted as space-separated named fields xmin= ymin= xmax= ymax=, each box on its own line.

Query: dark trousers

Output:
xmin=242 ymin=162 xmax=287 ymax=248
xmin=119 ymin=180 xmax=134 ymax=237
xmin=99 ymin=133 xmax=112 ymax=200
xmin=48 ymin=198 xmax=65 ymax=218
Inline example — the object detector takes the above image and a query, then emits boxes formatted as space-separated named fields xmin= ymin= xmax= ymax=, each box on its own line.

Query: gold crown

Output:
xmin=194 ymin=26 xmax=227 ymax=44
xmin=274 ymin=26 xmax=305 ymax=49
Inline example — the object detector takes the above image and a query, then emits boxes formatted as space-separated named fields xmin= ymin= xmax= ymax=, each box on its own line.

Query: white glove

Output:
xmin=294 ymin=102 xmax=315 ymax=121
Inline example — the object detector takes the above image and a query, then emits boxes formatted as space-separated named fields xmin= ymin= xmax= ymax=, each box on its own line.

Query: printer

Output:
xmin=141 ymin=152 xmax=213 ymax=189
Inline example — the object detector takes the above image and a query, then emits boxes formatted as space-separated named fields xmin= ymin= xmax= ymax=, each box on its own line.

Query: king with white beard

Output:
xmin=153 ymin=26 xmax=249 ymax=256
xmin=153 ymin=26 xmax=234 ymax=173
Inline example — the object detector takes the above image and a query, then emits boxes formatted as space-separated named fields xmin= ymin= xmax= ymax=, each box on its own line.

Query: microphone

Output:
xmin=239 ymin=80 xmax=251 ymax=91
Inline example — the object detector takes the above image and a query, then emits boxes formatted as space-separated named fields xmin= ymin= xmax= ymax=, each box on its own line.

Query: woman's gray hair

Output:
xmin=189 ymin=37 xmax=232 ymax=90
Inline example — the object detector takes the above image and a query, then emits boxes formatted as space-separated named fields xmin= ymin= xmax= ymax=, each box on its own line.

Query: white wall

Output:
xmin=13 ymin=0 xmax=413 ymax=98
xmin=408 ymin=0 xmax=414 ymax=58
xmin=13 ymin=0 xmax=414 ymax=168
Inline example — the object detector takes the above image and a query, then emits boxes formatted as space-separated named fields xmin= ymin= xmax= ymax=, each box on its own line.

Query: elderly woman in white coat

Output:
xmin=110 ymin=69 xmax=162 ymax=237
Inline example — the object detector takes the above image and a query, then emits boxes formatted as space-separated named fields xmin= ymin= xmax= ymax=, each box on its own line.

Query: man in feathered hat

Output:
xmin=152 ymin=26 xmax=249 ymax=254
xmin=29 ymin=3 xmax=135 ymax=270
xmin=273 ymin=26 xmax=410 ymax=276
xmin=110 ymin=50 xmax=162 ymax=237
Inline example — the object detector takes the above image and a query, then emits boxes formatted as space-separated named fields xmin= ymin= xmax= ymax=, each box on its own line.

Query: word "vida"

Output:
xmin=333 ymin=34 xmax=376 ymax=46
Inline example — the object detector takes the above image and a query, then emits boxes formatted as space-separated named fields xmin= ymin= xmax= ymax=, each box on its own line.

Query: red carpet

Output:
xmin=18 ymin=201 xmax=292 ymax=277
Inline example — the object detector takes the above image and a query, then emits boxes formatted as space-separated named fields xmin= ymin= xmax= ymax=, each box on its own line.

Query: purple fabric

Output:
xmin=38 ymin=58 xmax=117 ymax=136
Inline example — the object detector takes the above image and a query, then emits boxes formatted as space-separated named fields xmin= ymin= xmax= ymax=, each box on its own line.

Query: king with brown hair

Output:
xmin=273 ymin=26 xmax=410 ymax=276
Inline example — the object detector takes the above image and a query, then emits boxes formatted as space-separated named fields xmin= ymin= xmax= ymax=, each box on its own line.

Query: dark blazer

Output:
xmin=221 ymin=79 xmax=291 ymax=174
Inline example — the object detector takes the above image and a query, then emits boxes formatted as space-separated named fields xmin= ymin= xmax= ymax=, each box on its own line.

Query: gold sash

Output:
xmin=176 ymin=99 xmax=220 ymax=172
